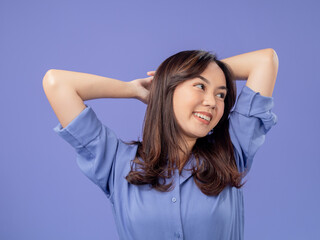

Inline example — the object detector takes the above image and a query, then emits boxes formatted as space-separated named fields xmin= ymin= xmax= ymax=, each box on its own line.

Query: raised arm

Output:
xmin=221 ymin=48 xmax=279 ymax=97
xmin=42 ymin=69 xmax=153 ymax=128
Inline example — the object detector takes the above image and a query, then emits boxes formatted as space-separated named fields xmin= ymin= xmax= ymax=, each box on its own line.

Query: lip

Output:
xmin=192 ymin=111 xmax=213 ymax=125
xmin=193 ymin=111 xmax=213 ymax=119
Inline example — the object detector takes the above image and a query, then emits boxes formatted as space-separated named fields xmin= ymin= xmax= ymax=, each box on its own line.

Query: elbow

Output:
xmin=258 ymin=49 xmax=279 ymax=80
xmin=42 ymin=69 xmax=59 ymax=90
xmin=263 ymin=48 xmax=279 ymax=68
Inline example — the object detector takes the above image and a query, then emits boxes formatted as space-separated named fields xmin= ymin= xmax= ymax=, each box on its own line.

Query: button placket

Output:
xmin=171 ymin=169 xmax=183 ymax=239
xmin=174 ymin=232 xmax=181 ymax=238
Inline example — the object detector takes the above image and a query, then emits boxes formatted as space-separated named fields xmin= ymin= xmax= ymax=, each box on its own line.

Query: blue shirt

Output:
xmin=53 ymin=85 xmax=277 ymax=240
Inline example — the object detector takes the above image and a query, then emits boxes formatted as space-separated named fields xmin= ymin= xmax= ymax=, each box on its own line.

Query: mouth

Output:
xmin=192 ymin=112 xmax=212 ymax=125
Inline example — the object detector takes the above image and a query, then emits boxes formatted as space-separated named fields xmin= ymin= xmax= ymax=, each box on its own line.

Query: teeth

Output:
xmin=193 ymin=113 xmax=211 ymax=121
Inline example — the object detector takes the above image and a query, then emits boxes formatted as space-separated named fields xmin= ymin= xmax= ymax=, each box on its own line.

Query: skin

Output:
xmin=172 ymin=62 xmax=227 ymax=155
xmin=43 ymin=48 xmax=278 ymax=168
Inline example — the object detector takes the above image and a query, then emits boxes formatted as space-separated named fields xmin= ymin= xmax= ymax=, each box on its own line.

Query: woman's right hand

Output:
xmin=130 ymin=73 xmax=155 ymax=104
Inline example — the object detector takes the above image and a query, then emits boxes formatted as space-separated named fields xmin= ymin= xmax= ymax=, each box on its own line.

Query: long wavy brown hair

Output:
xmin=125 ymin=50 xmax=246 ymax=196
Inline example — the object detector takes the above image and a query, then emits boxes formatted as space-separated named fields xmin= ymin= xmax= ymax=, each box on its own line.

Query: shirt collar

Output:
xmin=179 ymin=154 xmax=200 ymax=185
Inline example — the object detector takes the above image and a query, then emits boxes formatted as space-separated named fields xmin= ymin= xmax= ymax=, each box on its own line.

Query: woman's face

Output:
xmin=172 ymin=62 xmax=227 ymax=148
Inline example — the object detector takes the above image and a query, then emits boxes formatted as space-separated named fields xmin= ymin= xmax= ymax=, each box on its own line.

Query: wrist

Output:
xmin=127 ymin=81 xmax=139 ymax=99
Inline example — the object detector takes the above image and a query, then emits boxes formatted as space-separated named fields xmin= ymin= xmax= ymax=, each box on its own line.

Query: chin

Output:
xmin=194 ymin=132 xmax=210 ymax=138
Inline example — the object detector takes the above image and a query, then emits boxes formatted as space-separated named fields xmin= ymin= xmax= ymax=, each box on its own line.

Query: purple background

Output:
xmin=1 ymin=0 xmax=319 ymax=239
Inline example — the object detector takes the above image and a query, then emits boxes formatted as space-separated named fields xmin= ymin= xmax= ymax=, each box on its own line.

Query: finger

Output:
xmin=140 ymin=76 xmax=153 ymax=87
xmin=147 ymin=71 xmax=156 ymax=76
xmin=145 ymin=76 xmax=154 ymax=81
xmin=146 ymin=78 xmax=153 ymax=85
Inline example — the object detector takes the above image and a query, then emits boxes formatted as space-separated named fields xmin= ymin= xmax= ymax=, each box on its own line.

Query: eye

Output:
xmin=216 ymin=93 xmax=226 ymax=99
xmin=195 ymin=83 xmax=205 ymax=90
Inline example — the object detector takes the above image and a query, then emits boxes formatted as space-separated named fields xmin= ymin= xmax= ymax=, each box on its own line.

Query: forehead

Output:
xmin=199 ymin=62 xmax=226 ymax=86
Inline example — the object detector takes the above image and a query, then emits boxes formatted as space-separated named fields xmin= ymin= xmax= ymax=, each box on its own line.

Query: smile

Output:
xmin=193 ymin=112 xmax=212 ymax=124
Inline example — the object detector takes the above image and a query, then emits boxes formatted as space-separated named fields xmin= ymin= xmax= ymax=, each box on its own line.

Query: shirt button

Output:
xmin=171 ymin=197 xmax=177 ymax=203
xmin=174 ymin=232 xmax=181 ymax=238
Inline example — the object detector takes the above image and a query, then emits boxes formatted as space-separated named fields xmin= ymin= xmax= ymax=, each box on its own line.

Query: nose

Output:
xmin=202 ymin=93 xmax=216 ymax=108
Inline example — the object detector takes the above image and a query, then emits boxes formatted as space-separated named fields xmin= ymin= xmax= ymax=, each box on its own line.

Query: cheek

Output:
xmin=216 ymin=102 xmax=225 ymax=119
xmin=173 ymin=91 xmax=186 ymax=122
xmin=173 ymin=88 xmax=197 ymax=114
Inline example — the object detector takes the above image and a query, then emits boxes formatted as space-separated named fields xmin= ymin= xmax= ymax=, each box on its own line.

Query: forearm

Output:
xmin=221 ymin=48 xmax=279 ymax=97
xmin=43 ymin=69 xmax=136 ymax=101
xmin=221 ymin=48 xmax=274 ymax=80
xmin=43 ymin=69 xmax=138 ymax=128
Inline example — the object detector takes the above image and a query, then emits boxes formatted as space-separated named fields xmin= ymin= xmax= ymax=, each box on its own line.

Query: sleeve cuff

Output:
xmin=234 ymin=85 xmax=275 ymax=116
xmin=53 ymin=105 xmax=102 ymax=148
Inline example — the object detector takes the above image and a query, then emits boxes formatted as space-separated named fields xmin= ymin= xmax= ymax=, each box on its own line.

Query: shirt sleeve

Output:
xmin=229 ymin=85 xmax=278 ymax=176
xmin=53 ymin=105 xmax=119 ymax=199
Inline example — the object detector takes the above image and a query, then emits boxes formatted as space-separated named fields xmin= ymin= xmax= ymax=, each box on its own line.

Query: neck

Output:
xmin=177 ymin=138 xmax=196 ymax=172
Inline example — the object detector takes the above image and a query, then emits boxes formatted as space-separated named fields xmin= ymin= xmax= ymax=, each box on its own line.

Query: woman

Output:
xmin=43 ymin=48 xmax=278 ymax=240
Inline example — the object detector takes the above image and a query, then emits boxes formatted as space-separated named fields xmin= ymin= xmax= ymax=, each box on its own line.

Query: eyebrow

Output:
xmin=197 ymin=76 xmax=228 ymax=91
